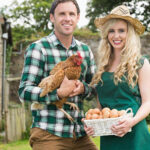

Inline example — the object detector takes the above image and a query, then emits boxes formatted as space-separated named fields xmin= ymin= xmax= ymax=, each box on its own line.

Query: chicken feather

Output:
xmin=31 ymin=52 xmax=83 ymax=122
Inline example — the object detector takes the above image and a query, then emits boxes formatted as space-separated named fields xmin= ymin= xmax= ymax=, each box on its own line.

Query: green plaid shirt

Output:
xmin=18 ymin=31 xmax=96 ymax=138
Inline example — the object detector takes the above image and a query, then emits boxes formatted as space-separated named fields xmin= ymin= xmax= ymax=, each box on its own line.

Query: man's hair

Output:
xmin=50 ymin=0 xmax=80 ymax=15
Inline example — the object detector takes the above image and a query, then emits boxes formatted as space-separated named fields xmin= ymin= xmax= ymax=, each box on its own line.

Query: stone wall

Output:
xmin=9 ymin=34 xmax=150 ymax=102
xmin=78 ymin=35 xmax=150 ymax=65
xmin=141 ymin=35 xmax=150 ymax=55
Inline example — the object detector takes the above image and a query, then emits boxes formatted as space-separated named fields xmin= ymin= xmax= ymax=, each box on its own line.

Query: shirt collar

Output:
xmin=48 ymin=31 xmax=77 ymax=48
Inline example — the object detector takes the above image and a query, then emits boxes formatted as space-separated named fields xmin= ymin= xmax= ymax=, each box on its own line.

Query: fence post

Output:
xmin=0 ymin=15 xmax=4 ymax=128
xmin=4 ymin=78 xmax=10 ymax=142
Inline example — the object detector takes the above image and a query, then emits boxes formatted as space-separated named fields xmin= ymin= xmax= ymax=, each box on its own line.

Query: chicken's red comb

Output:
xmin=77 ymin=51 xmax=82 ymax=59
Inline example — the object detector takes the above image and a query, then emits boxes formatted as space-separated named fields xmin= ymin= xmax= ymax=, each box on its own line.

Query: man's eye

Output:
xmin=109 ymin=29 xmax=114 ymax=33
xmin=70 ymin=13 xmax=75 ymax=16
xmin=60 ymin=13 xmax=65 ymax=16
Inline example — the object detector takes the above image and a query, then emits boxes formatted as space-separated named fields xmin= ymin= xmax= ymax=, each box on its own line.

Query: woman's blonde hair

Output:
xmin=90 ymin=18 xmax=141 ymax=87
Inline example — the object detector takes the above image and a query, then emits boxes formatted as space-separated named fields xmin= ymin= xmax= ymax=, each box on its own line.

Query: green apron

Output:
xmin=96 ymin=57 xmax=150 ymax=150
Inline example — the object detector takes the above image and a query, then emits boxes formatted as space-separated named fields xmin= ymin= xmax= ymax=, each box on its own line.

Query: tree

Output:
xmin=5 ymin=0 xmax=53 ymax=33
xmin=86 ymin=0 xmax=150 ymax=33
xmin=11 ymin=25 xmax=36 ymax=44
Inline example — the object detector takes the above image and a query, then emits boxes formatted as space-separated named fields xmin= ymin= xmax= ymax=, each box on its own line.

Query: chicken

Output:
xmin=31 ymin=52 xmax=83 ymax=122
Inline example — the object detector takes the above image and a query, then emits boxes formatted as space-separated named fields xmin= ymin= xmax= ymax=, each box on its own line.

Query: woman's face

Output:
xmin=108 ymin=20 xmax=128 ymax=51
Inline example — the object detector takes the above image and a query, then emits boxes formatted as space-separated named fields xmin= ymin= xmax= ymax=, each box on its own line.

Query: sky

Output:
xmin=0 ymin=0 xmax=89 ymax=28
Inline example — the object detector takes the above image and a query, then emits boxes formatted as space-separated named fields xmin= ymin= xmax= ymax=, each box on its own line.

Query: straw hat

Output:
xmin=94 ymin=5 xmax=145 ymax=35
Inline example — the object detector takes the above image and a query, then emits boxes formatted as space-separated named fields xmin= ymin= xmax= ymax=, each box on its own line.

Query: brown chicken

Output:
xmin=31 ymin=52 xmax=83 ymax=122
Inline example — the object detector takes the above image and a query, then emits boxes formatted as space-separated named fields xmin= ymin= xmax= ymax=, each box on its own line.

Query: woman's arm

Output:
xmin=111 ymin=59 xmax=150 ymax=137
xmin=131 ymin=59 xmax=150 ymax=125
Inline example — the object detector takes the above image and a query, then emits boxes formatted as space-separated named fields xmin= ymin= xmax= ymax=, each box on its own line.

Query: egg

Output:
xmin=91 ymin=114 xmax=99 ymax=119
xmin=118 ymin=110 xmax=126 ymax=117
xmin=87 ymin=109 xmax=94 ymax=115
xmin=85 ymin=107 xmax=128 ymax=121
xmin=86 ymin=113 xmax=92 ymax=120
xmin=102 ymin=110 xmax=110 ymax=118
xmin=110 ymin=109 xmax=119 ymax=118
xmin=93 ymin=108 xmax=101 ymax=115
xmin=101 ymin=107 xmax=110 ymax=118
xmin=98 ymin=115 xmax=103 ymax=119
xmin=102 ymin=107 xmax=111 ymax=113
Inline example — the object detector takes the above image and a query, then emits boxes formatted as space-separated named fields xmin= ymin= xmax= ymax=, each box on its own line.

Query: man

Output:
xmin=18 ymin=0 xmax=98 ymax=149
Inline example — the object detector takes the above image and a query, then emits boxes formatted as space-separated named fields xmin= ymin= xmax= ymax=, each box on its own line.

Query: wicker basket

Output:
xmin=83 ymin=108 xmax=133 ymax=136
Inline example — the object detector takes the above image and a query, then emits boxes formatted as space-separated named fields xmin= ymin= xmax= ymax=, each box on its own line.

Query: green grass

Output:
xmin=0 ymin=126 xmax=149 ymax=150
xmin=0 ymin=140 xmax=32 ymax=150
xmin=91 ymin=136 xmax=100 ymax=149
xmin=0 ymin=137 xmax=100 ymax=150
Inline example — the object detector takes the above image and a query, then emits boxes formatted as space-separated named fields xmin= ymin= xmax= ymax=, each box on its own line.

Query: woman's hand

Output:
xmin=111 ymin=117 xmax=134 ymax=137
xmin=84 ymin=125 xmax=95 ymax=136
xmin=82 ymin=118 xmax=95 ymax=136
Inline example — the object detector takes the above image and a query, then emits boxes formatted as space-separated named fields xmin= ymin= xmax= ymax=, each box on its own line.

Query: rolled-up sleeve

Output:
xmin=81 ymin=48 xmax=96 ymax=100
xmin=18 ymin=43 xmax=59 ymax=104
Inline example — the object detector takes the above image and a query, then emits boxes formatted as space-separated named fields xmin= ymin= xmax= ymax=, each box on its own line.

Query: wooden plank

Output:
xmin=6 ymin=106 xmax=26 ymax=142
xmin=7 ymin=77 xmax=21 ymax=82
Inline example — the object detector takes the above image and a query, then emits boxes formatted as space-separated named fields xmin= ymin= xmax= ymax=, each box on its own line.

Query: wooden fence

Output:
xmin=3 ymin=78 xmax=27 ymax=142
xmin=5 ymin=104 xmax=26 ymax=142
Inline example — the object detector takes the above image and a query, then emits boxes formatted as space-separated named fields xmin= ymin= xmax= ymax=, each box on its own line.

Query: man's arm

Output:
xmin=18 ymin=43 xmax=60 ymax=104
xmin=69 ymin=48 xmax=96 ymax=99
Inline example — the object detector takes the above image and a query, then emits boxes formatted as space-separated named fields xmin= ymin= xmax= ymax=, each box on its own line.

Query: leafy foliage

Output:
xmin=11 ymin=25 xmax=36 ymax=45
xmin=86 ymin=0 xmax=150 ymax=32
xmin=74 ymin=28 xmax=100 ymax=39
xmin=6 ymin=0 xmax=53 ymax=33
xmin=83 ymin=98 xmax=97 ymax=113
xmin=146 ymin=115 xmax=150 ymax=124
xmin=6 ymin=45 xmax=13 ymax=74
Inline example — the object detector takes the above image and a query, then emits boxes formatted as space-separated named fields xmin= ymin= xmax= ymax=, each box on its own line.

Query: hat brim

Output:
xmin=94 ymin=14 xmax=145 ymax=35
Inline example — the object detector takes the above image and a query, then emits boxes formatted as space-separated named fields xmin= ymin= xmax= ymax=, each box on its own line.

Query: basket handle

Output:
xmin=125 ymin=108 xmax=133 ymax=114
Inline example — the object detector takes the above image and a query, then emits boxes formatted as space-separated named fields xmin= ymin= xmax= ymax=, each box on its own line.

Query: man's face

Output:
xmin=50 ymin=2 xmax=80 ymax=38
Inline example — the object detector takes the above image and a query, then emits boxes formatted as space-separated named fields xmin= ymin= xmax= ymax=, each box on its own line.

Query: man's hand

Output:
xmin=69 ymin=80 xmax=84 ymax=97
xmin=57 ymin=76 xmax=76 ymax=98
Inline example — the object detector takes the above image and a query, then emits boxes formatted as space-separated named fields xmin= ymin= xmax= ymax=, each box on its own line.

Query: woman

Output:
xmin=84 ymin=5 xmax=150 ymax=150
